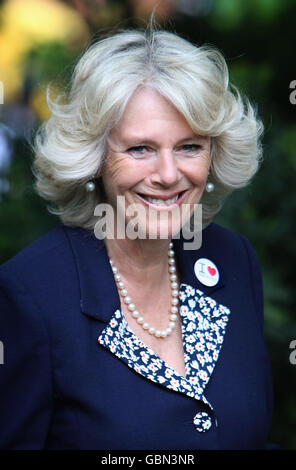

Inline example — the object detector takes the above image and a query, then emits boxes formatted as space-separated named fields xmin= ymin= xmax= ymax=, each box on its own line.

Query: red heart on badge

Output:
xmin=207 ymin=266 xmax=216 ymax=276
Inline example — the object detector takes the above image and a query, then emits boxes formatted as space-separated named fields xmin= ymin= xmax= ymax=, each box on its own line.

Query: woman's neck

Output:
xmin=105 ymin=237 xmax=171 ymax=273
xmin=105 ymin=237 xmax=180 ymax=334
xmin=104 ymin=237 xmax=176 ymax=299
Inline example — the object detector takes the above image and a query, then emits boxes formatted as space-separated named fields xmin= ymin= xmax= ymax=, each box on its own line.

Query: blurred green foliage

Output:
xmin=0 ymin=0 xmax=295 ymax=450
xmin=23 ymin=40 xmax=78 ymax=85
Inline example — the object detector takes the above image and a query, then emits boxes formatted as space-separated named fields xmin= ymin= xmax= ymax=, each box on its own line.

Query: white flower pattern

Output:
xmin=193 ymin=412 xmax=213 ymax=432
xmin=97 ymin=283 xmax=231 ymax=433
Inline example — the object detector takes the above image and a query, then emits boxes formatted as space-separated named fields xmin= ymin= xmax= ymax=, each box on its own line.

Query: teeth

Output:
xmin=143 ymin=195 xmax=179 ymax=206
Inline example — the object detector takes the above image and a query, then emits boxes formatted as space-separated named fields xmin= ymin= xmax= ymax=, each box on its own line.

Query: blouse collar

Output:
xmin=97 ymin=282 xmax=231 ymax=409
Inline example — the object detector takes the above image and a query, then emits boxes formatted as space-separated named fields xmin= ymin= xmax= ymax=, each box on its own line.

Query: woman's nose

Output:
xmin=151 ymin=150 xmax=180 ymax=186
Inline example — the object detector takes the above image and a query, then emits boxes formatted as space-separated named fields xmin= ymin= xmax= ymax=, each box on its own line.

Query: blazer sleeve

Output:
xmin=239 ymin=234 xmax=264 ymax=330
xmin=239 ymin=234 xmax=274 ymax=433
xmin=0 ymin=266 xmax=52 ymax=449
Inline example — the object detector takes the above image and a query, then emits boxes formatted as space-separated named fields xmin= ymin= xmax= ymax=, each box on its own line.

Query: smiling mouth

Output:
xmin=136 ymin=191 xmax=186 ymax=207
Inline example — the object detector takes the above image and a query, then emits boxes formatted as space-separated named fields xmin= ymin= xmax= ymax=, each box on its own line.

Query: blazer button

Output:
xmin=193 ymin=411 xmax=212 ymax=432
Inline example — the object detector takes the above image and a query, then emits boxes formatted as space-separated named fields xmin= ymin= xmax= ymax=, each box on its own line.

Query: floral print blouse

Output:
xmin=98 ymin=283 xmax=231 ymax=433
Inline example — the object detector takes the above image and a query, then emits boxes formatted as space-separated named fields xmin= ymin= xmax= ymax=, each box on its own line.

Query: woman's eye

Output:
xmin=129 ymin=146 xmax=146 ymax=152
xmin=181 ymin=144 xmax=202 ymax=152
xmin=127 ymin=146 xmax=152 ymax=156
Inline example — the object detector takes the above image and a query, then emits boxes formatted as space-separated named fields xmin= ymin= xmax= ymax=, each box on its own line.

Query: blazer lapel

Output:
xmin=173 ymin=225 xmax=226 ymax=296
xmin=63 ymin=226 xmax=120 ymax=323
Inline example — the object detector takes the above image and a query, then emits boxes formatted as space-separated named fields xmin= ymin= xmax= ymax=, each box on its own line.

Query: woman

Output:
xmin=0 ymin=26 xmax=273 ymax=449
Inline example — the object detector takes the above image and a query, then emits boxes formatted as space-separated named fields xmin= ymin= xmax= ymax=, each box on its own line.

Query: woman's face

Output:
xmin=101 ymin=87 xmax=211 ymax=240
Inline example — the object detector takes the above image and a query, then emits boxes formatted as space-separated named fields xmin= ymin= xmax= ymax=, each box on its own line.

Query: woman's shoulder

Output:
xmin=201 ymin=222 xmax=262 ymax=278
xmin=1 ymin=225 xmax=68 ymax=274
xmin=178 ymin=221 xmax=260 ymax=263
xmin=203 ymin=221 xmax=252 ymax=246
xmin=0 ymin=225 xmax=98 ymax=325
xmin=0 ymin=225 xmax=92 ymax=286
xmin=203 ymin=222 xmax=260 ymax=265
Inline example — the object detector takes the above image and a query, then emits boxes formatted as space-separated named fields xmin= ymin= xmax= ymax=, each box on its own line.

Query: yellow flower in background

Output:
xmin=0 ymin=29 xmax=25 ymax=101
xmin=2 ymin=0 xmax=90 ymax=46
xmin=0 ymin=0 xmax=90 ymax=102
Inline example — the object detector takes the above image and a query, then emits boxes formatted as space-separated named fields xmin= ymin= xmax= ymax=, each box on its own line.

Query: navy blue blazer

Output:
xmin=0 ymin=223 xmax=273 ymax=449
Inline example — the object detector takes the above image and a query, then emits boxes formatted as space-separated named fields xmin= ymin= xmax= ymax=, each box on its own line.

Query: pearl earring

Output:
xmin=205 ymin=182 xmax=215 ymax=193
xmin=85 ymin=180 xmax=96 ymax=192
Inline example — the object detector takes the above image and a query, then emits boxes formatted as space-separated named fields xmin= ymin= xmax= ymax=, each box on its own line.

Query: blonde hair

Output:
xmin=33 ymin=26 xmax=263 ymax=229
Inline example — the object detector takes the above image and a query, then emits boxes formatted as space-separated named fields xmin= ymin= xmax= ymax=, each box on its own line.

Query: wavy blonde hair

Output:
xmin=33 ymin=26 xmax=263 ymax=229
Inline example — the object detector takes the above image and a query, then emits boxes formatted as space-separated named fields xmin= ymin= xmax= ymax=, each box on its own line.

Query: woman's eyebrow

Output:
xmin=176 ymin=136 xmax=209 ymax=144
xmin=116 ymin=134 xmax=208 ymax=147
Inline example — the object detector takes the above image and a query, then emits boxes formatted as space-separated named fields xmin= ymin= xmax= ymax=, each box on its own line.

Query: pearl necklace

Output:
xmin=109 ymin=242 xmax=179 ymax=339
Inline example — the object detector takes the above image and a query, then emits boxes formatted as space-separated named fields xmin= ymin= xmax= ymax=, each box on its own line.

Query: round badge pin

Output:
xmin=194 ymin=258 xmax=219 ymax=287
